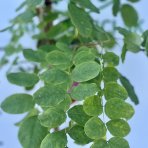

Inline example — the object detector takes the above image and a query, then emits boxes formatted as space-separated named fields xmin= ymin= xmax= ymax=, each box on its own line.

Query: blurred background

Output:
xmin=0 ymin=0 xmax=148 ymax=148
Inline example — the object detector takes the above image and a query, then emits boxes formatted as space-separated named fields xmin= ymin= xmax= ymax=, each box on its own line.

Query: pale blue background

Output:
xmin=0 ymin=0 xmax=148 ymax=148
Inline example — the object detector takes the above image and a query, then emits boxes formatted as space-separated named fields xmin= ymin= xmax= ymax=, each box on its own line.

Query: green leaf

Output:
xmin=105 ymin=98 xmax=134 ymax=120
xmin=56 ymin=42 xmax=73 ymax=56
xmin=33 ymin=85 xmax=66 ymax=107
xmin=23 ymin=49 xmax=46 ymax=62
xmin=83 ymin=96 xmax=103 ymax=116
xmin=84 ymin=117 xmax=107 ymax=139
xmin=142 ymin=30 xmax=148 ymax=46
xmin=108 ymin=137 xmax=130 ymax=148
xmin=121 ymin=44 xmax=127 ymax=63
xmin=40 ymin=68 xmax=71 ymax=90
xmin=91 ymin=139 xmax=109 ymax=148
xmin=112 ymin=0 xmax=120 ymax=16
xmin=18 ymin=116 xmax=48 ymax=148
xmin=73 ymin=50 xmax=96 ymax=65
xmin=71 ymin=83 xmax=98 ymax=101
xmin=15 ymin=109 xmax=39 ymax=126
xmin=46 ymin=50 xmax=71 ymax=70
xmin=38 ymin=107 xmax=66 ymax=128
xmin=103 ymin=52 xmax=119 ymax=66
xmin=127 ymin=0 xmax=140 ymax=2
xmin=46 ymin=20 xmax=71 ymax=40
xmin=116 ymin=27 xmax=129 ymax=36
xmin=7 ymin=72 xmax=39 ymax=87
xmin=118 ymin=28 xmax=142 ymax=53
xmin=16 ymin=1 xmax=26 ymax=12
xmin=120 ymin=74 xmax=139 ymax=104
xmin=72 ymin=61 xmax=101 ymax=82
xmin=104 ymin=82 xmax=128 ymax=100
xmin=76 ymin=46 xmax=98 ymax=55
xmin=55 ymin=95 xmax=72 ymax=111
xmin=26 ymin=0 xmax=42 ymax=8
xmin=68 ymin=125 xmax=92 ymax=145
xmin=124 ymin=32 xmax=142 ymax=53
xmin=1 ymin=94 xmax=34 ymax=114
xmin=121 ymin=4 xmax=138 ymax=27
xmin=68 ymin=105 xmax=91 ymax=126
xmin=142 ymin=30 xmax=148 ymax=53
xmin=71 ymin=0 xmax=100 ymax=13
xmin=13 ymin=10 xmax=35 ymax=23
xmin=106 ymin=119 xmax=130 ymax=137
xmin=0 ymin=25 xmax=13 ymax=32
xmin=68 ymin=3 xmax=93 ymax=37
xmin=40 ymin=131 xmax=67 ymax=148
xmin=103 ymin=67 xmax=119 ymax=82
xmin=92 ymin=25 xmax=109 ymax=44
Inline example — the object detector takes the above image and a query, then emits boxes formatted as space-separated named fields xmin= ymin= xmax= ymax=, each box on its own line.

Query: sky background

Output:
xmin=0 ymin=0 xmax=148 ymax=148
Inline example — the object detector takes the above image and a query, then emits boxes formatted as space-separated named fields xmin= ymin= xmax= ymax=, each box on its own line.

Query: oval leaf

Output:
xmin=84 ymin=117 xmax=107 ymax=139
xmin=23 ymin=49 xmax=46 ymax=62
xmin=105 ymin=98 xmax=134 ymax=120
xmin=103 ymin=52 xmax=119 ymax=66
xmin=40 ymin=68 xmax=71 ymax=90
xmin=121 ymin=4 xmax=138 ymax=27
xmin=91 ymin=139 xmax=109 ymax=148
xmin=46 ymin=50 xmax=71 ymax=70
xmin=68 ymin=125 xmax=92 ymax=145
xmin=40 ymin=131 xmax=67 ymax=148
xmin=18 ymin=116 xmax=48 ymax=148
xmin=103 ymin=67 xmax=119 ymax=82
xmin=71 ymin=83 xmax=98 ymax=101
xmin=83 ymin=96 xmax=103 ymax=116
xmin=1 ymin=94 xmax=34 ymax=114
xmin=33 ymin=85 xmax=66 ymax=107
xmin=104 ymin=82 xmax=128 ymax=100
xmin=120 ymin=74 xmax=139 ymax=105
xmin=68 ymin=105 xmax=91 ymax=126
xmin=38 ymin=107 xmax=66 ymax=128
xmin=73 ymin=50 xmax=96 ymax=65
xmin=106 ymin=119 xmax=131 ymax=137
xmin=72 ymin=61 xmax=101 ymax=82
xmin=7 ymin=72 xmax=39 ymax=87
xmin=108 ymin=137 xmax=130 ymax=148
xmin=55 ymin=95 xmax=72 ymax=112
xmin=68 ymin=3 xmax=93 ymax=37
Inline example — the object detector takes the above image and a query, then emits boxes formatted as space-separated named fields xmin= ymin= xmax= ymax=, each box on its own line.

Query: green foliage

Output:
xmin=121 ymin=4 xmax=138 ymax=27
xmin=84 ymin=117 xmax=107 ymax=139
xmin=91 ymin=139 xmax=109 ymax=148
xmin=72 ymin=61 xmax=101 ymax=82
xmin=1 ymin=94 xmax=34 ymax=114
xmin=105 ymin=98 xmax=134 ymax=119
xmin=108 ymin=137 xmax=130 ymax=148
xmin=68 ymin=125 xmax=92 ymax=145
xmin=68 ymin=105 xmax=91 ymax=126
xmin=33 ymin=85 xmax=66 ymax=107
xmin=83 ymin=96 xmax=103 ymax=116
xmin=7 ymin=72 xmax=39 ymax=87
xmin=23 ymin=49 xmax=46 ymax=63
xmin=120 ymin=74 xmax=139 ymax=104
xmin=106 ymin=119 xmax=131 ymax=137
xmin=1 ymin=0 xmax=146 ymax=147
xmin=18 ymin=116 xmax=48 ymax=148
xmin=71 ymin=83 xmax=98 ymax=101
xmin=104 ymin=82 xmax=128 ymax=100
xmin=40 ymin=132 xmax=67 ymax=148
xmin=68 ymin=2 xmax=93 ymax=37
xmin=38 ymin=107 xmax=66 ymax=128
